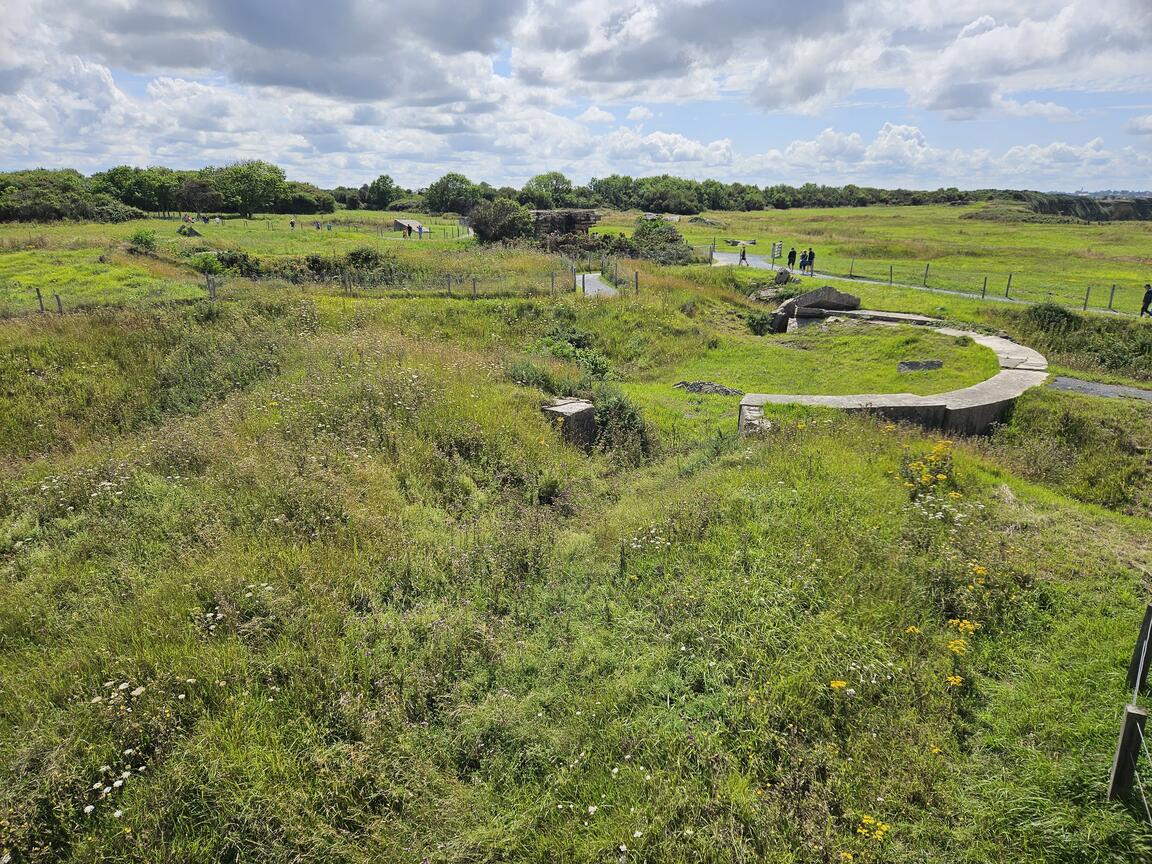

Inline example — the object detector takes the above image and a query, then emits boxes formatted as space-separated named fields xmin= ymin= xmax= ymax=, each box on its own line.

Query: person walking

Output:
xmin=799 ymin=249 xmax=809 ymax=274
xmin=739 ymin=245 xmax=749 ymax=266
xmin=1141 ymin=283 xmax=1152 ymax=317
xmin=787 ymin=246 xmax=797 ymax=270
xmin=807 ymin=247 xmax=816 ymax=275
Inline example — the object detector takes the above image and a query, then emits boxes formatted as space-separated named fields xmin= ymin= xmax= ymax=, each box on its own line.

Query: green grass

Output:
xmin=1 ymin=220 xmax=1151 ymax=862
xmin=596 ymin=205 xmax=1152 ymax=314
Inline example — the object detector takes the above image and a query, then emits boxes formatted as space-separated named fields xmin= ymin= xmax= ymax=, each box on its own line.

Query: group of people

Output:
xmin=288 ymin=219 xmax=332 ymax=231
xmin=786 ymin=246 xmax=816 ymax=275
xmin=735 ymin=244 xmax=818 ymax=275
xmin=182 ymin=214 xmax=222 ymax=225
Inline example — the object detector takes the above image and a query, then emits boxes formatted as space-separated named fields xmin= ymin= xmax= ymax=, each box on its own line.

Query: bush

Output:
xmin=1025 ymin=302 xmax=1083 ymax=334
xmin=630 ymin=217 xmax=694 ymax=265
xmin=747 ymin=311 xmax=774 ymax=336
xmin=188 ymin=252 xmax=224 ymax=275
xmin=593 ymin=386 xmax=655 ymax=466
xmin=470 ymin=198 xmax=533 ymax=243
xmin=127 ymin=229 xmax=157 ymax=254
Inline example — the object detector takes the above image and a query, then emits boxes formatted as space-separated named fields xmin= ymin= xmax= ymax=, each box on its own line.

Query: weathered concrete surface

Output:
xmin=791 ymin=286 xmax=861 ymax=311
xmin=837 ymin=309 xmax=941 ymax=326
xmin=738 ymin=327 xmax=1049 ymax=436
xmin=543 ymin=398 xmax=597 ymax=448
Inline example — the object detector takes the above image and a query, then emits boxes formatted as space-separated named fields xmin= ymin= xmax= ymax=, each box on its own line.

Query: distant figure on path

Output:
xmin=418 ymin=225 xmax=424 ymax=239
xmin=290 ymin=219 xmax=296 ymax=230
xmin=1142 ymin=283 xmax=1152 ymax=317
xmin=799 ymin=250 xmax=809 ymax=274
xmin=739 ymin=245 xmax=748 ymax=266
xmin=214 ymin=216 xmax=221 ymax=225
xmin=787 ymin=247 xmax=797 ymax=269
xmin=807 ymin=247 xmax=816 ymax=274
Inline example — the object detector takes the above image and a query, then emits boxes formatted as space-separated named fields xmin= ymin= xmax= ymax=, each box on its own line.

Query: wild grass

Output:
xmin=1 ymin=219 xmax=1151 ymax=862
xmin=597 ymin=205 xmax=1152 ymax=314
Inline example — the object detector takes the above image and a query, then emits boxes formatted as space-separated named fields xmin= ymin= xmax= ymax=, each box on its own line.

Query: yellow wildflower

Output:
xmin=946 ymin=674 xmax=964 ymax=687
xmin=947 ymin=639 xmax=967 ymax=655
xmin=904 ymin=625 xmax=922 ymax=635
xmin=829 ymin=680 xmax=848 ymax=690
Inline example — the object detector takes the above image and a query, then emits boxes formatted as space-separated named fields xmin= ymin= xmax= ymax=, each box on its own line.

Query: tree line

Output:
xmin=2 ymin=161 xmax=1149 ymax=223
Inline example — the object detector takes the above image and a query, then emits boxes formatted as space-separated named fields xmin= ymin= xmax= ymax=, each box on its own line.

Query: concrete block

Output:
xmin=543 ymin=398 xmax=597 ymax=449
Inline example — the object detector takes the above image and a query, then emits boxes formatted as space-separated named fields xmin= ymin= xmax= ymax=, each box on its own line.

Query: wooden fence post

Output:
xmin=981 ymin=276 xmax=988 ymax=299
xmin=1109 ymin=704 xmax=1148 ymax=800
xmin=634 ymin=271 xmax=639 ymax=296
xmin=849 ymin=258 xmax=854 ymax=278
xmin=35 ymin=286 xmax=44 ymax=313
xmin=471 ymin=277 xmax=477 ymax=300
xmin=550 ymin=272 xmax=555 ymax=295
xmin=1005 ymin=273 xmax=1013 ymax=298
xmin=1126 ymin=605 xmax=1152 ymax=693
xmin=889 ymin=264 xmax=893 ymax=285
xmin=923 ymin=263 xmax=930 ymax=287
xmin=581 ymin=274 xmax=586 ymax=294
xmin=1084 ymin=285 xmax=1092 ymax=311
xmin=54 ymin=294 xmax=63 ymax=314
xmin=1109 ymin=284 xmax=1116 ymax=311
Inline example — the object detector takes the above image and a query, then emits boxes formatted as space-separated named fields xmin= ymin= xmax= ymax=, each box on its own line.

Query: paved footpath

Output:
xmin=1049 ymin=376 xmax=1152 ymax=402
xmin=578 ymin=272 xmax=617 ymax=298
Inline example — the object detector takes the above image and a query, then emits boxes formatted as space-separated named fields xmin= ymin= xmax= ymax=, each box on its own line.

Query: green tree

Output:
xmin=520 ymin=172 xmax=574 ymax=209
xmin=217 ymin=160 xmax=286 ymax=218
xmin=365 ymin=174 xmax=399 ymax=210
xmin=469 ymin=198 xmax=533 ymax=243
xmin=424 ymin=172 xmax=481 ymax=215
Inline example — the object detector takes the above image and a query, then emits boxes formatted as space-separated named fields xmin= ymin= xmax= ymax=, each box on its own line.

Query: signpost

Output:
xmin=771 ymin=241 xmax=783 ymax=268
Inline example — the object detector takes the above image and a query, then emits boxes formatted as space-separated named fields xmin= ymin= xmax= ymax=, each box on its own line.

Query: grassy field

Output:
xmin=1 ymin=213 xmax=1151 ymax=862
xmin=596 ymin=204 xmax=1152 ymax=314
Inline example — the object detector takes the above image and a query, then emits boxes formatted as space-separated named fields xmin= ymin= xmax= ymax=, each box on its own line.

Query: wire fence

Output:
xmin=709 ymin=245 xmax=1149 ymax=317
xmin=0 ymin=256 xmax=655 ymax=317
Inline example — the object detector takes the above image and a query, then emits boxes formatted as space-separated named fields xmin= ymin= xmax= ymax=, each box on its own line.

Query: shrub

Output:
xmin=593 ymin=386 xmax=654 ymax=466
xmin=127 ymin=229 xmax=157 ymax=254
xmin=1024 ymin=301 xmax=1082 ymax=334
xmin=470 ymin=198 xmax=533 ymax=243
xmin=747 ymin=311 xmax=774 ymax=336
xmin=188 ymin=252 xmax=224 ymax=275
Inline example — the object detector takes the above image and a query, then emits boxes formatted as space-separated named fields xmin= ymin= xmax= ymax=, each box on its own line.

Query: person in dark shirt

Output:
xmin=1141 ymin=283 xmax=1152 ymax=317
xmin=787 ymin=247 xmax=797 ymax=269
xmin=807 ymin=247 xmax=816 ymax=274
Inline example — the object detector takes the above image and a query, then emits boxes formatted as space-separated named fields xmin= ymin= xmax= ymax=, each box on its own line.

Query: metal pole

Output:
xmin=1084 ymin=285 xmax=1092 ymax=311
xmin=982 ymin=276 xmax=988 ymax=299
xmin=35 ymin=286 xmax=44 ymax=313
xmin=550 ymin=272 xmax=555 ymax=295
xmin=54 ymin=294 xmax=63 ymax=314
xmin=849 ymin=258 xmax=854 ymax=278
xmin=634 ymin=271 xmax=639 ymax=296
xmin=1109 ymin=284 xmax=1116 ymax=311
xmin=923 ymin=263 xmax=930 ymax=287
xmin=1005 ymin=273 xmax=1012 ymax=298
xmin=471 ymin=277 xmax=477 ymax=299
xmin=581 ymin=274 xmax=586 ymax=294
xmin=889 ymin=264 xmax=893 ymax=285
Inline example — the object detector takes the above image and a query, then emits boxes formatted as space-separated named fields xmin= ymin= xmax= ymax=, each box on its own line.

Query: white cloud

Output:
xmin=0 ymin=0 xmax=1151 ymax=188
xmin=577 ymin=105 xmax=614 ymax=123
xmin=1129 ymin=114 xmax=1152 ymax=134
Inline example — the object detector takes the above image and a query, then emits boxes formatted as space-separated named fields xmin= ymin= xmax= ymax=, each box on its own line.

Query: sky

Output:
xmin=2 ymin=0 xmax=1151 ymax=192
